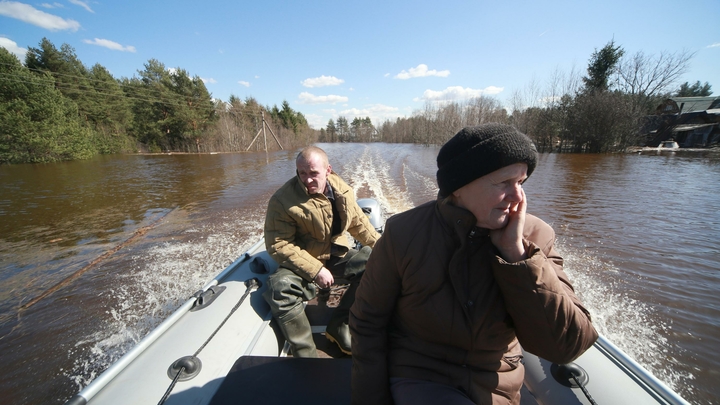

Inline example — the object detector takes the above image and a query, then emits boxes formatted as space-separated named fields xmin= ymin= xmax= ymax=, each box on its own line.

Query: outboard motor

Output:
xmin=356 ymin=198 xmax=384 ymax=234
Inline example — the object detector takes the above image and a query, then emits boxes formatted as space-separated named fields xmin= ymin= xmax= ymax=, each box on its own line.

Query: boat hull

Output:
xmin=66 ymin=237 xmax=689 ymax=405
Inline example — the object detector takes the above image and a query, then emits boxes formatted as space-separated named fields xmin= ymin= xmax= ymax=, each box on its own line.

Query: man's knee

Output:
xmin=342 ymin=245 xmax=372 ymax=280
xmin=263 ymin=268 xmax=315 ymax=318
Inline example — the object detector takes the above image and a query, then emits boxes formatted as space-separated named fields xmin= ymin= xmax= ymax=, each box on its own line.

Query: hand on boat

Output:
xmin=314 ymin=267 xmax=334 ymax=289
xmin=490 ymin=188 xmax=528 ymax=263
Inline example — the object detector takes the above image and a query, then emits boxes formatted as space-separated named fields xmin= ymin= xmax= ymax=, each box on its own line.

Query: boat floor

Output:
xmin=305 ymin=285 xmax=353 ymax=359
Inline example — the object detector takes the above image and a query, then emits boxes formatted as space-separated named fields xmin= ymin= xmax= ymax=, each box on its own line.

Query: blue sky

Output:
xmin=1 ymin=0 xmax=719 ymax=129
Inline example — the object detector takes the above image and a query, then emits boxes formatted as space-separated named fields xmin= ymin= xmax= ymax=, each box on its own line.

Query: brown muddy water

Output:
xmin=0 ymin=144 xmax=718 ymax=404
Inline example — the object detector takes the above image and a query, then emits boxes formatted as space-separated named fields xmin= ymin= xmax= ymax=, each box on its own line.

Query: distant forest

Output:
xmin=0 ymin=38 xmax=712 ymax=164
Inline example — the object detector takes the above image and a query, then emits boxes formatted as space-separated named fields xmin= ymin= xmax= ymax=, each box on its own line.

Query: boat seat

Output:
xmin=208 ymin=356 xmax=352 ymax=405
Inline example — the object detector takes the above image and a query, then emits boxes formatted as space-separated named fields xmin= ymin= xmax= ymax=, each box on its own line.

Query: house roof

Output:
xmin=672 ymin=122 xmax=718 ymax=132
xmin=669 ymin=97 xmax=720 ymax=113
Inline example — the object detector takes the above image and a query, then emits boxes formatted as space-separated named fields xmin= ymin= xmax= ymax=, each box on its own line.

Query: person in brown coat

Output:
xmin=350 ymin=124 xmax=598 ymax=404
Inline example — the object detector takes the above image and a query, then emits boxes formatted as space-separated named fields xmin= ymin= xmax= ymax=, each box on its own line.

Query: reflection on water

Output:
xmin=1 ymin=146 xmax=719 ymax=404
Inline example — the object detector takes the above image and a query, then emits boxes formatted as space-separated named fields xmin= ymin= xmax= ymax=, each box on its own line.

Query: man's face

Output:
xmin=296 ymin=152 xmax=332 ymax=195
xmin=452 ymin=163 xmax=528 ymax=229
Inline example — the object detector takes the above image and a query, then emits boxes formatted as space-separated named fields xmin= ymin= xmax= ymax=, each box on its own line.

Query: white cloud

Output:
xmin=68 ymin=0 xmax=93 ymax=13
xmin=201 ymin=77 xmax=217 ymax=84
xmin=40 ymin=2 xmax=63 ymax=9
xmin=340 ymin=104 xmax=402 ymax=123
xmin=395 ymin=64 xmax=450 ymax=80
xmin=339 ymin=104 xmax=400 ymax=117
xmin=238 ymin=81 xmax=250 ymax=87
xmin=0 ymin=1 xmax=80 ymax=31
xmin=0 ymin=37 xmax=26 ymax=60
xmin=302 ymin=75 xmax=344 ymax=88
xmin=415 ymin=85 xmax=504 ymax=102
xmin=708 ymin=43 xmax=720 ymax=48
xmin=298 ymin=92 xmax=348 ymax=105
xmin=83 ymin=38 xmax=136 ymax=52
xmin=305 ymin=113 xmax=325 ymax=129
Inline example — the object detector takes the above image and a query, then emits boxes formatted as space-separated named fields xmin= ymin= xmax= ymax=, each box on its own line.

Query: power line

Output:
xmin=0 ymin=61 xmax=267 ymax=116
xmin=0 ymin=72 xmax=267 ymax=117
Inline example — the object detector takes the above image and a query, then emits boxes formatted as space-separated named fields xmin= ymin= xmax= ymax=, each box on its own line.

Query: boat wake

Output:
xmin=65 ymin=207 xmax=265 ymax=392
xmin=339 ymin=145 xmax=441 ymax=221
xmin=557 ymin=237 xmax=694 ymax=397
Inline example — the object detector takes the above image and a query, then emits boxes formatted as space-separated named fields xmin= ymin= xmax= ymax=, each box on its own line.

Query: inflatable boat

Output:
xmin=63 ymin=199 xmax=689 ymax=405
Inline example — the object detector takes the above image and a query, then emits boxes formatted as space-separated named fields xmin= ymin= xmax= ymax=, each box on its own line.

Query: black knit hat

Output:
xmin=436 ymin=123 xmax=538 ymax=197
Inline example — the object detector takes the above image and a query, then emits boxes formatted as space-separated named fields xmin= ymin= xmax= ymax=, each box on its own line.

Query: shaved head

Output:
xmin=297 ymin=146 xmax=329 ymax=168
xmin=296 ymin=146 xmax=332 ymax=195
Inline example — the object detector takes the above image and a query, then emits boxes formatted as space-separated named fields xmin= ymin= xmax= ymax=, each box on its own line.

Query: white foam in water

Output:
xmin=556 ymin=237 xmax=694 ymax=396
xmin=66 ymin=209 xmax=265 ymax=391
xmin=345 ymin=147 xmax=416 ymax=218
xmin=401 ymin=160 xmax=438 ymax=201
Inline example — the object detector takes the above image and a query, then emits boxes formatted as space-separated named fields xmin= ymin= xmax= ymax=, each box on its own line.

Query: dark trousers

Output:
xmin=263 ymin=246 xmax=371 ymax=322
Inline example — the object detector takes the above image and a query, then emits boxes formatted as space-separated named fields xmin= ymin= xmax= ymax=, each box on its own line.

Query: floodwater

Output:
xmin=0 ymin=144 xmax=718 ymax=404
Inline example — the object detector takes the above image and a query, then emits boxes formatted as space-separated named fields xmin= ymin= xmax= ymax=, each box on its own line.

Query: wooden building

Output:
xmin=644 ymin=96 xmax=720 ymax=148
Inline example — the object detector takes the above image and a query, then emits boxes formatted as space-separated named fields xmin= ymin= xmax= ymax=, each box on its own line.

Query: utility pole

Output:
xmin=246 ymin=111 xmax=283 ymax=151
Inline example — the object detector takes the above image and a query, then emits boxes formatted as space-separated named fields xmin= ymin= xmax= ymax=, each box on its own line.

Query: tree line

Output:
xmin=1 ymin=38 xmax=316 ymax=164
xmin=373 ymin=40 xmax=712 ymax=153
xmin=1 ymin=38 xmax=713 ymax=164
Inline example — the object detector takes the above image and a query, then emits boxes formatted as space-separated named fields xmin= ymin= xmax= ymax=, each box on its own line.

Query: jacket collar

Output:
xmin=436 ymin=200 xmax=484 ymax=240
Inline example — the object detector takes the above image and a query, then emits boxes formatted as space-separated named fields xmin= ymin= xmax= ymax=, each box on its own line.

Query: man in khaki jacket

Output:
xmin=263 ymin=146 xmax=380 ymax=357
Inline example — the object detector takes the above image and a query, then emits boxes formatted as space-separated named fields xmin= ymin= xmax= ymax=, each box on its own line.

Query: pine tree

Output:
xmin=1 ymin=48 xmax=94 ymax=163
xmin=675 ymin=81 xmax=713 ymax=97
xmin=582 ymin=40 xmax=624 ymax=92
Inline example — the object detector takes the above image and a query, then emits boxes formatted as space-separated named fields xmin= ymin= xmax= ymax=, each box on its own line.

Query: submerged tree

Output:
xmin=124 ymin=59 xmax=215 ymax=151
xmin=336 ymin=117 xmax=349 ymax=141
xmin=124 ymin=59 xmax=174 ymax=150
xmin=616 ymin=49 xmax=694 ymax=113
xmin=582 ymin=40 xmax=624 ymax=93
xmin=25 ymin=39 xmax=94 ymax=120
xmin=0 ymin=48 xmax=95 ymax=163
xmin=351 ymin=117 xmax=375 ymax=142
xmin=86 ymin=64 xmax=132 ymax=152
xmin=270 ymin=100 xmax=308 ymax=134
xmin=167 ymin=67 xmax=216 ymax=152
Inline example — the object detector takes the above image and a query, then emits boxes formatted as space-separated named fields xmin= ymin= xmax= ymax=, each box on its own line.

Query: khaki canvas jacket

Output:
xmin=265 ymin=172 xmax=380 ymax=281
xmin=350 ymin=200 xmax=598 ymax=405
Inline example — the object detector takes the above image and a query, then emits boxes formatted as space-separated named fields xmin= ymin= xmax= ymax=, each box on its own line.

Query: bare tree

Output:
xmin=464 ymin=96 xmax=506 ymax=126
xmin=615 ymin=49 xmax=694 ymax=112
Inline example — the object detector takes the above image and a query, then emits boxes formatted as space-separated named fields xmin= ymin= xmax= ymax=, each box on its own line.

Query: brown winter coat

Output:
xmin=265 ymin=172 xmax=380 ymax=281
xmin=350 ymin=200 xmax=598 ymax=405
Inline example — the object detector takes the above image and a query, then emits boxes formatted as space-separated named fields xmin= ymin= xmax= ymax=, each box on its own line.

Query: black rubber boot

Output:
xmin=325 ymin=282 xmax=358 ymax=355
xmin=279 ymin=311 xmax=318 ymax=358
